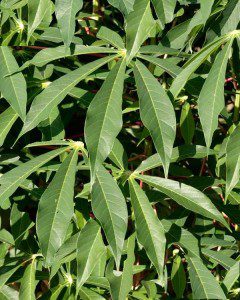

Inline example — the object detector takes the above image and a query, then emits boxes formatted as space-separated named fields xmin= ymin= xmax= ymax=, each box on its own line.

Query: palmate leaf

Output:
xmin=10 ymin=203 xmax=33 ymax=249
xmin=55 ymin=0 xmax=83 ymax=47
xmin=135 ymin=174 xmax=229 ymax=229
xmin=0 ymin=107 xmax=18 ymax=147
xmin=208 ymin=0 xmax=240 ymax=40
xmin=17 ymin=45 xmax=119 ymax=72
xmin=27 ymin=0 xmax=53 ymax=43
xmin=107 ymin=0 xmax=135 ymax=15
xmin=137 ymin=54 xmax=181 ymax=77
xmin=225 ymin=125 xmax=240 ymax=198
xmin=170 ymin=35 xmax=229 ymax=98
xmin=163 ymin=221 xmax=201 ymax=258
xmin=129 ymin=178 xmax=166 ymax=278
xmin=171 ymin=255 xmax=186 ymax=299
xmin=135 ymin=145 xmax=215 ymax=173
xmin=85 ymin=57 xmax=126 ymax=181
xmin=125 ymin=0 xmax=155 ymax=63
xmin=36 ymin=148 xmax=79 ymax=266
xmin=92 ymin=166 xmax=128 ymax=269
xmin=134 ymin=59 xmax=176 ymax=177
xmin=151 ymin=0 xmax=177 ymax=29
xmin=198 ymin=40 xmax=233 ymax=149
xmin=187 ymin=256 xmax=227 ymax=300
xmin=79 ymin=287 xmax=105 ymax=300
xmin=0 ymin=285 xmax=19 ymax=300
xmin=106 ymin=234 xmax=135 ymax=300
xmin=0 ymin=262 xmax=22 ymax=289
xmin=76 ymin=220 xmax=105 ymax=291
xmin=0 ymin=147 xmax=69 ymax=208
xmin=180 ymin=102 xmax=195 ymax=145
xmin=109 ymin=138 xmax=128 ymax=171
xmin=20 ymin=55 xmax=117 ymax=136
xmin=221 ymin=261 xmax=240 ymax=293
xmin=0 ymin=47 xmax=27 ymax=120
xmin=97 ymin=26 xmax=125 ymax=50
xmin=19 ymin=259 xmax=36 ymax=300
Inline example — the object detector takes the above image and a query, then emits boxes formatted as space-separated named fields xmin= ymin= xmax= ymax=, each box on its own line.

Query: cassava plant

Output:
xmin=0 ymin=0 xmax=240 ymax=299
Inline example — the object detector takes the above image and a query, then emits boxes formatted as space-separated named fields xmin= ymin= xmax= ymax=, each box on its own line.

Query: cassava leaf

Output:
xmin=134 ymin=59 xmax=176 ymax=176
xmin=19 ymin=259 xmax=36 ymax=300
xmin=107 ymin=0 xmax=135 ymax=15
xmin=92 ymin=166 xmax=128 ymax=268
xmin=55 ymin=0 xmax=83 ymax=47
xmin=226 ymin=125 xmax=240 ymax=198
xmin=135 ymin=174 xmax=229 ymax=229
xmin=28 ymin=0 xmax=52 ymax=43
xmin=20 ymin=55 xmax=117 ymax=136
xmin=0 ymin=47 xmax=27 ymax=120
xmin=85 ymin=57 xmax=126 ymax=180
xmin=0 ymin=147 xmax=69 ymax=208
xmin=76 ymin=220 xmax=105 ymax=291
xmin=126 ymin=0 xmax=155 ymax=63
xmin=198 ymin=40 xmax=233 ymax=149
xmin=187 ymin=256 xmax=227 ymax=300
xmin=36 ymin=148 xmax=79 ymax=265
xmin=129 ymin=178 xmax=166 ymax=278
xmin=0 ymin=107 xmax=18 ymax=147
xmin=151 ymin=0 xmax=177 ymax=29
xmin=106 ymin=234 xmax=135 ymax=300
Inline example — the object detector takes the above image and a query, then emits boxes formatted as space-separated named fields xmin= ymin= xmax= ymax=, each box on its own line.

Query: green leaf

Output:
xmin=10 ymin=203 xmax=33 ymax=248
xmin=0 ymin=263 xmax=22 ymax=289
xmin=20 ymin=55 xmax=117 ymax=136
xmin=170 ymin=36 xmax=228 ymax=98
xmin=38 ymin=106 xmax=65 ymax=141
xmin=0 ymin=147 xmax=69 ymax=208
xmin=85 ymin=57 xmax=126 ymax=180
xmin=135 ymin=174 xmax=229 ymax=229
xmin=107 ymin=0 xmax=135 ymax=15
xmin=208 ymin=0 xmax=240 ymax=40
xmin=107 ymin=234 xmax=135 ymax=300
xmin=0 ymin=107 xmax=18 ymax=147
xmin=97 ymin=26 xmax=125 ymax=49
xmin=79 ymin=286 xmax=105 ymax=300
xmin=163 ymin=221 xmax=200 ymax=258
xmin=28 ymin=0 xmax=52 ymax=43
xmin=202 ymin=248 xmax=236 ymax=270
xmin=151 ymin=0 xmax=177 ymax=29
xmin=55 ymin=0 xmax=83 ymax=47
xmin=0 ymin=229 xmax=15 ymax=245
xmin=180 ymin=102 xmax=195 ymax=144
xmin=19 ymin=259 xmax=36 ymax=300
xmin=198 ymin=40 xmax=233 ymax=149
xmin=92 ymin=166 xmax=128 ymax=268
xmin=126 ymin=0 xmax=155 ymax=63
xmin=188 ymin=0 xmax=214 ymax=32
xmin=137 ymin=54 xmax=181 ymax=77
xmin=135 ymin=145 xmax=215 ymax=173
xmin=36 ymin=149 xmax=78 ymax=265
xmin=171 ymin=255 xmax=186 ymax=299
xmin=187 ymin=255 xmax=227 ymax=300
xmin=225 ymin=125 xmax=240 ymax=198
xmin=0 ymin=47 xmax=27 ymax=120
xmin=109 ymin=138 xmax=128 ymax=170
xmin=76 ymin=220 xmax=105 ymax=291
xmin=0 ymin=285 xmax=19 ymax=300
xmin=17 ymin=45 xmax=119 ymax=72
xmin=129 ymin=179 xmax=166 ymax=278
xmin=221 ymin=261 xmax=240 ymax=292
xmin=134 ymin=59 xmax=176 ymax=176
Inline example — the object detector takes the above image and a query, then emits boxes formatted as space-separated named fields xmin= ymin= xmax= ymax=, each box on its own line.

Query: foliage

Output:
xmin=0 ymin=0 xmax=240 ymax=299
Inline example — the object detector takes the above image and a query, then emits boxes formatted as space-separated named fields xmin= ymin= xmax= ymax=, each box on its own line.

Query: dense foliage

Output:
xmin=0 ymin=0 xmax=240 ymax=299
